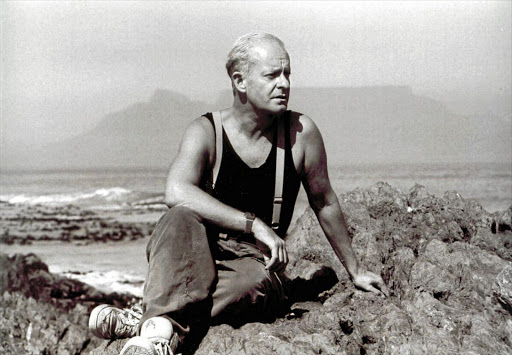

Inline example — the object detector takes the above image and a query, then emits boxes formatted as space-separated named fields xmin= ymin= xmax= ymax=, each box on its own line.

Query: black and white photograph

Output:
xmin=1 ymin=1 xmax=511 ymax=354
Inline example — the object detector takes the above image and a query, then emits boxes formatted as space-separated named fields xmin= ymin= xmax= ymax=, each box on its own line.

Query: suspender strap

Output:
xmin=211 ymin=111 xmax=223 ymax=189
xmin=271 ymin=115 xmax=286 ymax=230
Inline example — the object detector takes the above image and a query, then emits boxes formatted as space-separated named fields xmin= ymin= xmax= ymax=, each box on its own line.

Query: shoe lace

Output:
xmin=152 ymin=332 xmax=180 ymax=355
xmin=108 ymin=306 xmax=143 ymax=338
xmin=152 ymin=339 xmax=174 ymax=355
xmin=125 ymin=305 xmax=143 ymax=322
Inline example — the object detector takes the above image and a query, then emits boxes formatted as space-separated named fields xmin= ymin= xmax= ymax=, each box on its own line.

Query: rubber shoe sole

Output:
xmin=89 ymin=304 xmax=113 ymax=338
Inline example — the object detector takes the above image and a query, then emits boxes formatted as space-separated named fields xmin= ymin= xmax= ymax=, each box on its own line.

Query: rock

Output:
xmin=0 ymin=291 xmax=103 ymax=354
xmin=493 ymin=264 xmax=512 ymax=313
xmin=192 ymin=183 xmax=512 ymax=354
xmin=471 ymin=228 xmax=512 ymax=261
xmin=492 ymin=206 xmax=512 ymax=233
xmin=0 ymin=253 xmax=136 ymax=311
xmin=0 ymin=202 xmax=154 ymax=245
xmin=0 ymin=253 xmax=139 ymax=354
xmin=89 ymin=339 xmax=129 ymax=355
xmin=175 ymin=184 xmax=512 ymax=354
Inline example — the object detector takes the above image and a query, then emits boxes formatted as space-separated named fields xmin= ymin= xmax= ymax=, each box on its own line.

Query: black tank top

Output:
xmin=201 ymin=112 xmax=301 ymax=238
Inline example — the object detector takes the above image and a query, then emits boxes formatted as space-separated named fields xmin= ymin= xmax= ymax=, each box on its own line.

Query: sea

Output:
xmin=1 ymin=162 xmax=511 ymax=297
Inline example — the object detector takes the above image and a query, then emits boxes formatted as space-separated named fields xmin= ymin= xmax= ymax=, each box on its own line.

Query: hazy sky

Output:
xmin=1 ymin=1 xmax=511 ymax=148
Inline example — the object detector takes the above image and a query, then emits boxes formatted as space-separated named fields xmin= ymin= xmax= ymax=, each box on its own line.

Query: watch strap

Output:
xmin=244 ymin=212 xmax=256 ymax=234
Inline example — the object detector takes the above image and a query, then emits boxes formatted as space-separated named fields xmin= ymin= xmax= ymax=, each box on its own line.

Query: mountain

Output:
xmin=3 ymin=90 xmax=215 ymax=169
xmin=3 ymin=87 xmax=510 ymax=169
xmin=228 ymin=86 xmax=511 ymax=164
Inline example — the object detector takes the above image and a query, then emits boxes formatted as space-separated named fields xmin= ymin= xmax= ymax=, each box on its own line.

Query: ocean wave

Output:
xmin=52 ymin=267 xmax=144 ymax=297
xmin=0 ymin=187 xmax=133 ymax=206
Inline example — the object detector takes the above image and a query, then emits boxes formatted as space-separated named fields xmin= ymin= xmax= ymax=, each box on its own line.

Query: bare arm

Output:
xmin=300 ymin=116 xmax=388 ymax=296
xmin=165 ymin=117 xmax=245 ymax=230
xmin=165 ymin=116 xmax=287 ymax=271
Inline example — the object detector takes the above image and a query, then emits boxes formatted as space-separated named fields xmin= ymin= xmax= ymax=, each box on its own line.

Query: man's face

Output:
xmin=243 ymin=41 xmax=291 ymax=114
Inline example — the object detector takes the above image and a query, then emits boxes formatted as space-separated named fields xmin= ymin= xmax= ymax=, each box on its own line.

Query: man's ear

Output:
xmin=232 ymin=71 xmax=246 ymax=93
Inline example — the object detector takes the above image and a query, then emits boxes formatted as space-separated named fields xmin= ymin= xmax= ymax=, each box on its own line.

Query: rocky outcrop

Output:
xmin=0 ymin=203 xmax=154 ymax=245
xmin=4 ymin=183 xmax=512 ymax=354
xmin=197 ymin=183 xmax=512 ymax=354
xmin=0 ymin=292 xmax=102 ymax=354
xmin=0 ymin=253 xmax=137 ymax=311
xmin=0 ymin=253 xmax=139 ymax=354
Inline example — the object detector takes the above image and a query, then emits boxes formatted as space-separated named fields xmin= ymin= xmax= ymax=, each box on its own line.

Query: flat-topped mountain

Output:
xmin=4 ymin=86 xmax=509 ymax=169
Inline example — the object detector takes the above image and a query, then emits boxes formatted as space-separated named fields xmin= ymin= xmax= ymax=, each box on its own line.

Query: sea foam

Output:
xmin=0 ymin=187 xmax=132 ymax=206
xmin=51 ymin=267 xmax=145 ymax=297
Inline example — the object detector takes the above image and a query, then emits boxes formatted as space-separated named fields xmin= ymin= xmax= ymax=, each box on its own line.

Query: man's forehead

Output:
xmin=249 ymin=42 xmax=290 ymax=66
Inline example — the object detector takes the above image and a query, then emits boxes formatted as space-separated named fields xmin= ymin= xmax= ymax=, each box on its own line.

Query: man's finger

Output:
xmin=365 ymin=285 xmax=384 ymax=296
xmin=371 ymin=276 xmax=389 ymax=298
xmin=266 ymin=251 xmax=278 ymax=270
xmin=279 ymin=247 xmax=285 ymax=265
xmin=375 ymin=279 xmax=389 ymax=297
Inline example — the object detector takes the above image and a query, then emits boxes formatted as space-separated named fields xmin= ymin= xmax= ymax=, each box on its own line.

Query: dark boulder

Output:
xmin=0 ymin=252 xmax=136 ymax=312
xmin=0 ymin=253 xmax=139 ymax=354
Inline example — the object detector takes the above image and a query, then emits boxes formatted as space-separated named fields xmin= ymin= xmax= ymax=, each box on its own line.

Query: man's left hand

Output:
xmin=353 ymin=271 xmax=389 ymax=298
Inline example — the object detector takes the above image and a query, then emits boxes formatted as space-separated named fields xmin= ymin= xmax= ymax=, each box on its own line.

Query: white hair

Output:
xmin=225 ymin=32 xmax=286 ymax=77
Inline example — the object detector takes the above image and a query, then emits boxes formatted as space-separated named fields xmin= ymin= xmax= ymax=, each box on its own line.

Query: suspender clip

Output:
xmin=273 ymin=197 xmax=283 ymax=204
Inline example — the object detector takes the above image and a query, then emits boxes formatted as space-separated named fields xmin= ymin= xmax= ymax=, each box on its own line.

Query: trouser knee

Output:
xmin=158 ymin=206 xmax=202 ymax=228
xmin=146 ymin=206 xmax=205 ymax=261
xmin=212 ymin=258 xmax=287 ymax=321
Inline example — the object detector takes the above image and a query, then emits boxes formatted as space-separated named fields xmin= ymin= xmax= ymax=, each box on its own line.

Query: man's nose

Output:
xmin=276 ymin=73 xmax=290 ymax=89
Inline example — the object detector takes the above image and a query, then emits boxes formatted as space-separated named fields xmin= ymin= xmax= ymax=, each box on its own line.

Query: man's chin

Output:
xmin=271 ymin=103 xmax=288 ymax=113
xmin=256 ymin=103 xmax=288 ymax=115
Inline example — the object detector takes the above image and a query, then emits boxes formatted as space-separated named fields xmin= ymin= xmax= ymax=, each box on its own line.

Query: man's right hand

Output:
xmin=252 ymin=218 xmax=288 ymax=272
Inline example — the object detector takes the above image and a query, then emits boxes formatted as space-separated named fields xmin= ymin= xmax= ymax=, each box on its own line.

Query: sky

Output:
xmin=1 ymin=1 xmax=511 ymax=151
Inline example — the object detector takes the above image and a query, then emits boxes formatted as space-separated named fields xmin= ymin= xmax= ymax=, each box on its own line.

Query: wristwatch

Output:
xmin=244 ymin=212 xmax=256 ymax=234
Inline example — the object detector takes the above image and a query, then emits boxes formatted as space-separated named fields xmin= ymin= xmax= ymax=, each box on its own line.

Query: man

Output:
xmin=89 ymin=32 xmax=388 ymax=355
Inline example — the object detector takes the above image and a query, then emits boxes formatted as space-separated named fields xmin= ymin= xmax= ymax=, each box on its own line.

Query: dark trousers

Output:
xmin=140 ymin=206 xmax=287 ymax=337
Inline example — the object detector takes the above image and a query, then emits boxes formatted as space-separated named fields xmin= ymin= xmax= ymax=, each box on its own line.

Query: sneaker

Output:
xmin=120 ymin=336 xmax=157 ymax=355
xmin=120 ymin=336 xmax=178 ymax=355
xmin=88 ymin=304 xmax=142 ymax=339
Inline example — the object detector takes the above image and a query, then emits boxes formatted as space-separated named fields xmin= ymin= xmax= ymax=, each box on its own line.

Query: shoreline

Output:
xmin=1 ymin=238 xmax=149 ymax=297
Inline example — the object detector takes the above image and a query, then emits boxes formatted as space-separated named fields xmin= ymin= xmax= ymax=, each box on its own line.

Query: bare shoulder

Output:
xmin=286 ymin=111 xmax=324 ymax=174
xmin=289 ymin=111 xmax=322 ymax=143
xmin=176 ymin=114 xmax=216 ymax=165
xmin=186 ymin=115 xmax=215 ymax=137
xmin=183 ymin=115 xmax=215 ymax=144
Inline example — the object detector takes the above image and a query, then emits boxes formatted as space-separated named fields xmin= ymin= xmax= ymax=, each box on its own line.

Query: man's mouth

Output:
xmin=273 ymin=95 xmax=287 ymax=100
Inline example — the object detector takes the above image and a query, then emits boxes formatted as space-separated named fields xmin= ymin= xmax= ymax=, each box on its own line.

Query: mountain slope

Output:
xmin=32 ymin=90 xmax=215 ymax=169
xmin=4 ymin=86 xmax=510 ymax=169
